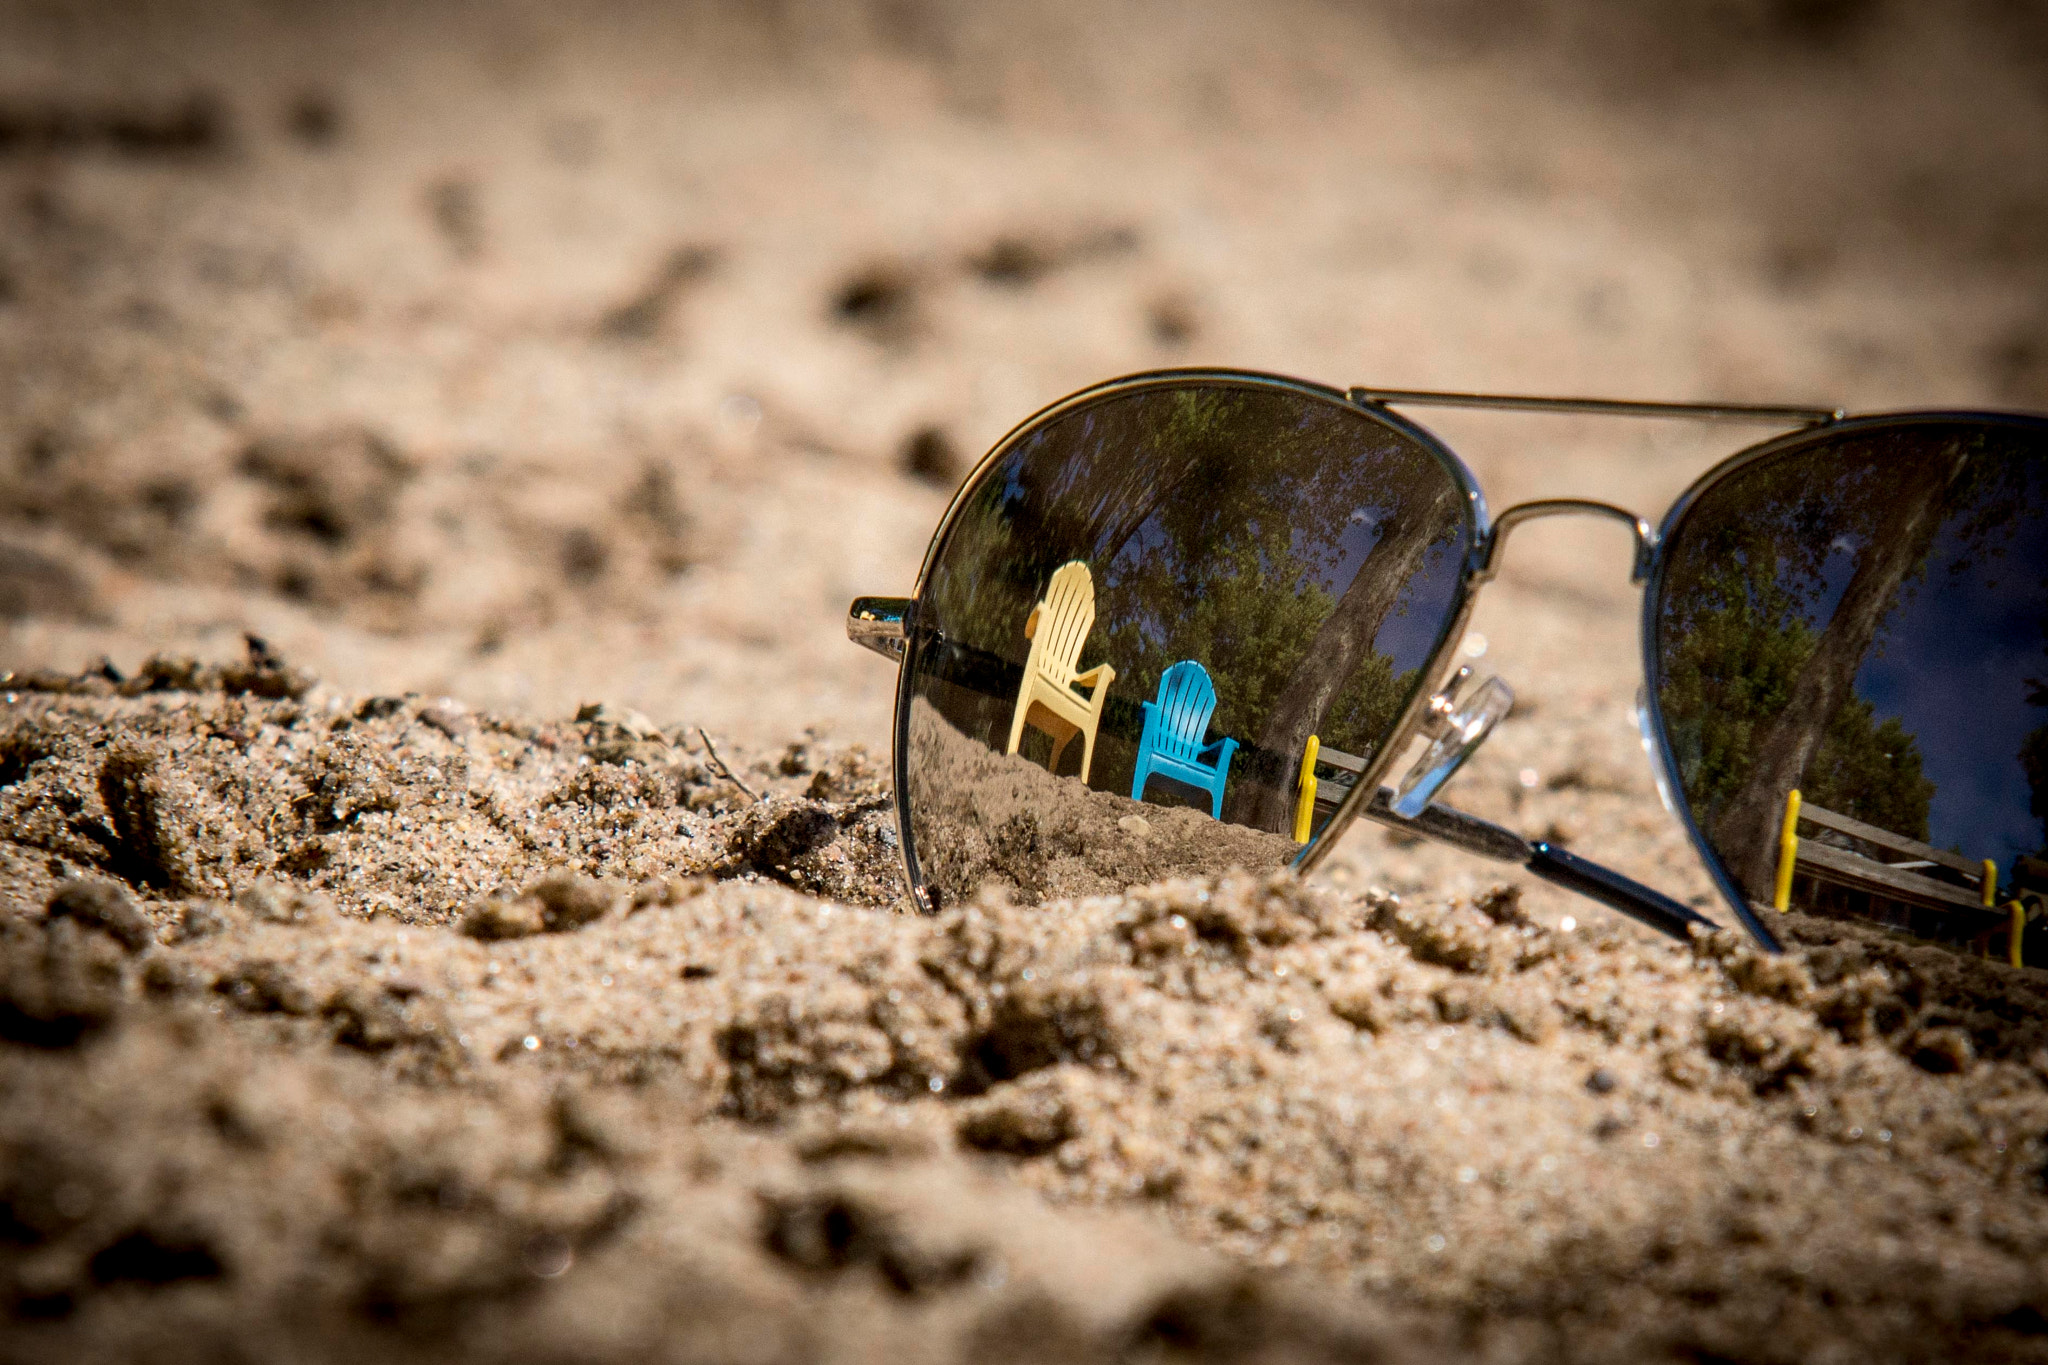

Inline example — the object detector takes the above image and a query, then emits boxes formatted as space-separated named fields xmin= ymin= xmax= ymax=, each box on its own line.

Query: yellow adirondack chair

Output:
xmin=1005 ymin=561 xmax=1116 ymax=782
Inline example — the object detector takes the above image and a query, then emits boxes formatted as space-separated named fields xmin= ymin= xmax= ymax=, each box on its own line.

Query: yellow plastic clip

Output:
xmin=1773 ymin=789 xmax=1802 ymax=912
xmin=1982 ymin=859 xmax=1999 ymax=908
xmin=2009 ymin=901 xmax=2026 ymax=970
xmin=1293 ymin=734 xmax=1320 ymax=845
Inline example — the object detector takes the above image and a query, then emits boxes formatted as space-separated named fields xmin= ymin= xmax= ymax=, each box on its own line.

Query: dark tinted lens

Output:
xmin=1653 ymin=418 xmax=2048 ymax=961
xmin=900 ymin=379 xmax=1474 ymax=908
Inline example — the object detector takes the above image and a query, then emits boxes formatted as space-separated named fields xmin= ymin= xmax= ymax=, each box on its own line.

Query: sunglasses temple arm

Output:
xmin=1360 ymin=784 xmax=1528 ymax=860
xmin=1359 ymin=787 xmax=1739 ymax=946
xmin=1523 ymin=841 xmax=1736 ymax=945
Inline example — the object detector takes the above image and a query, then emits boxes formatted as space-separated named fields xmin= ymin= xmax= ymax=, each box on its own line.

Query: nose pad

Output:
xmin=1632 ymin=686 xmax=1677 ymax=815
xmin=1391 ymin=669 xmax=1515 ymax=819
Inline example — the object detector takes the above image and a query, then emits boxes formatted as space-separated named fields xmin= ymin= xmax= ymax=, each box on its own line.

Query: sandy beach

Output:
xmin=3 ymin=2 xmax=2047 ymax=1359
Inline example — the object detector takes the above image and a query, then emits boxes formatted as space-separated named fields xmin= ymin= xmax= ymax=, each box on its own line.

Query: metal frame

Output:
xmin=853 ymin=370 xmax=2044 ymax=952
xmin=1348 ymin=386 xmax=1840 ymax=426
xmin=1475 ymin=501 xmax=1656 ymax=585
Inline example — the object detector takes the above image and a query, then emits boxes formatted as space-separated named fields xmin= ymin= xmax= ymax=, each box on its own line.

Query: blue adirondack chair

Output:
xmin=1130 ymin=660 xmax=1239 ymax=819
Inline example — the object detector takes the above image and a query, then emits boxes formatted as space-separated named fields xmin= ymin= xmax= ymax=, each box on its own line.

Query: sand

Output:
xmin=903 ymin=697 xmax=1301 ymax=908
xmin=3 ymin=2 xmax=2048 ymax=1360
xmin=6 ymin=661 xmax=2048 ymax=1363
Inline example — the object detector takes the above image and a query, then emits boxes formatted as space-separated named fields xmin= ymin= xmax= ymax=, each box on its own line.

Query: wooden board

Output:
xmin=1798 ymin=803 xmax=1983 ymax=879
xmin=1315 ymin=745 xmax=1366 ymax=775
xmin=1796 ymin=839 xmax=1985 ymax=912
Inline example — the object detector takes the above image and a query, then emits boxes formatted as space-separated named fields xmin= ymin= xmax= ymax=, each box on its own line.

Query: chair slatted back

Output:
xmin=1153 ymin=660 xmax=1217 ymax=760
xmin=1036 ymin=562 xmax=1098 ymax=685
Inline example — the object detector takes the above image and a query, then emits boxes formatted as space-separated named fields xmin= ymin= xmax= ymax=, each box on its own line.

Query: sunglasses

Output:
xmin=847 ymin=370 xmax=2048 ymax=965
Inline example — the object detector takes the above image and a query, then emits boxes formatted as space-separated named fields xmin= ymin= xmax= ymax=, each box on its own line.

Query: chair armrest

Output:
xmin=1199 ymin=736 xmax=1239 ymax=763
xmin=1072 ymin=663 xmax=1116 ymax=693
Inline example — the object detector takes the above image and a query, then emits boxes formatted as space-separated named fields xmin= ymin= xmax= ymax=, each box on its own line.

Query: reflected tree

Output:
xmin=1230 ymin=476 xmax=1456 ymax=829
xmin=1660 ymin=428 xmax=2030 ymax=899
xmin=2024 ymin=675 xmax=2048 ymax=857
xmin=1712 ymin=447 xmax=1969 ymax=896
xmin=1661 ymin=550 xmax=1935 ymax=845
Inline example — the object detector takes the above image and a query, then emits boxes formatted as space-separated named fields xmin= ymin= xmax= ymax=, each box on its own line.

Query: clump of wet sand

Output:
xmin=5 ymin=657 xmax=2048 ymax=1363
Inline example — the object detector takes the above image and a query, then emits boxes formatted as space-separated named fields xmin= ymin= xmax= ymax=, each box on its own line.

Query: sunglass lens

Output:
xmin=1652 ymin=418 xmax=2048 ymax=963
xmin=899 ymin=379 xmax=1475 ymax=909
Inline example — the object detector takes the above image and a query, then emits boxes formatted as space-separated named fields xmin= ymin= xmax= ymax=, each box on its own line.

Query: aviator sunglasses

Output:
xmin=848 ymin=370 xmax=2048 ymax=964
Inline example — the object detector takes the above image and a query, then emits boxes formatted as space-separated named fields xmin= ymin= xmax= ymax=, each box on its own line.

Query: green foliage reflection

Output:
xmin=1659 ymin=547 xmax=1934 ymax=841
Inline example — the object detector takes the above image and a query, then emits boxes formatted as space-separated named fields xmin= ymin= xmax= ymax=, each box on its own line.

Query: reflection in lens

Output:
xmin=1654 ymin=419 xmax=2048 ymax=964
xmin=902 ymin=380 xmax=1473 ymax=908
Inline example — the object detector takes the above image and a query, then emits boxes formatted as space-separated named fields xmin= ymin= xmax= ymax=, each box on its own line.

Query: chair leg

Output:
xmin=1005 ymin=682 xmax=1034 ymax=757
xmin=1078 ymin=725 xmax=1097 ymax=784
xmin=1207 ymin=777 xmax=1224 ymax=821
xmin=1047 ymin=729 xmax=1074 ymax=775
xmin=1131 ymin=757 xmax=1152 ymax=803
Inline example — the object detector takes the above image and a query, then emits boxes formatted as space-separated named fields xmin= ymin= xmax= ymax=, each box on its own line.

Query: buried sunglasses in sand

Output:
xmin=850 ymin=369 xmax=2048 ymax=970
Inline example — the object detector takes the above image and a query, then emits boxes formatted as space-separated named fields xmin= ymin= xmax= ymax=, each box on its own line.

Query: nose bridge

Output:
xmin=1476 ymin=499 xmax=1655 ymax=587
